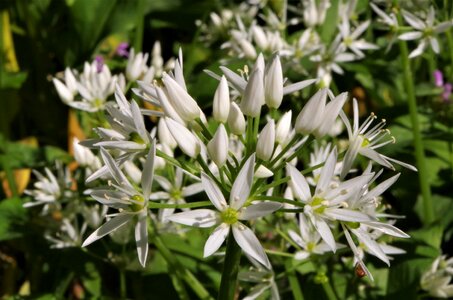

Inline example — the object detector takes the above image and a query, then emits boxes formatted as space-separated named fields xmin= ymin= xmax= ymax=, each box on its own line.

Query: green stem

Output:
xmin=254 ymin=195 xmax=304 ymax=208
xmin=133 ymin=0 xmax=145 ymax=51
xmin=218 ymin=231 xmax=241 ymax=300
xmin=285 ymin=258 xmax=304 ymax=300
xmin=196 ymin=118 xmax=213 ymax=140
xmin=397 ymin=11 xmax=434 ymax=224
xmin=322 ymin=280 xmax=338 ymax=300
xmin=149 ymin=221 xmax=213 ymax=300
xmin=119 ymin=269 xmax=127 ymax=299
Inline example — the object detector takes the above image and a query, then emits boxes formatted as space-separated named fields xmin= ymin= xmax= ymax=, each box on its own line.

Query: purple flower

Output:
xmin=116 ymin=42 xmax=129 ymax=57
xmin=433 ymin=70 xmax=444 ymax=87
xmin=95 ymin=55 xmax=104 ymax=73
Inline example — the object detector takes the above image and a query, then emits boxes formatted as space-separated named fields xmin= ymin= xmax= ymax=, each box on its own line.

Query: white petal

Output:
xmin=82 ymin=213 xmax=134 ymax=247
xmin=130 ymin=100 xmax=150 ymax=144
xmin=398 ymin=31 xmax=423 ymax=41
xmin=141 ymin=140 xmax=156 ymax=200
xmin=239 ymin=202 xmax=282 ymax=220
xmin=166 ymin=209 xmax=218 ymax=228
xmin=135 ymin=212 xmax=149 ymax=267
xmin=323 ymin=208 xmax=372 ymax=222
xmin=165 ymin=117 xmax=200 ymax=158
xmin=230 ymin=154 xmax=255 ymax=209
xmin=429 ymin=37 xmax=440 ymax=54
xmin=402 ymin=11 xmax=425 ymax=30
xmin=287 ymin=164 xmax=311 ymax=202
xmin=201 ymin=173 xmax=227 ymax=211
xmin=365 ymin=222 xmax=410 ymax=238
xmin=203 ymin=223 xmax=230 ymax=257
xmin=233 ymin=223 xmax=271 ymax=269
xmin=220 ymin=66 xmax=247 ymax=93
xmin=288 ymin=230 xmax=304 ymax=248
xmin=315 ymin=147 xmax=337 ymax=194
xmin=351 ymin=228 xmax=389 ymax=266
xmin=313 ymin=216 xmax=336 ymax=252
xmin=283 ymin=79 xmax=316 ymax=95
xmin=99 ymin=148 xmax=135 ymax=194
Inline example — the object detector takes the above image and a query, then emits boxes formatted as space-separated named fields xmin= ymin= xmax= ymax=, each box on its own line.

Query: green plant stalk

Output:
xmin=218 ymin=231 xmax=241 ymax=300
xmin=119 ymin=269 xmax=127 ymax=299
xmin=133 ymin=0 xmax=145 ymax=51
xmin=322 ymin=280 xmax=338 ymax=300
xmin=149 ymin=221 xmax=213 ymax=300
xmin=397 ymin=25 xmax=434 ymax=225
xmin=285 ymin=258 xmax=304 ymax=300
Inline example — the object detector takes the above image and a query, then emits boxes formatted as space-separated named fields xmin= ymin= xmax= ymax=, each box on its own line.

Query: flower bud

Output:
xmin=162 ymin=73 xmax=201 ymax=122
xmin=295 ymin=88 xmax=327 ymax=135
xmin=158 ymin=118 xmax=177 ymax=149
xmin=155 ymin=86 xmax=185 ymax=125
xmin=64 ymin=68 xmax=77 ymax=93
xmin=213 ymin=76 xmax=230 ymax=123
xmin=207 ymin=124 xmax=229 ymax=167
xmin=165 ymin=117 xmax=200 ymax=158
xmin=264 ymin=55 xmax=283 ymax=108
xmin=255 ymin=165 xmax=273 ymax=178
xmin=252 ymin=25 xmax=268 ymax=49
xmin=53 ymin=78 xmax=74 ymax=104
xmin=126 ymin=49 xmax=149 ymax=81
xmin=256 ymin=119 xmax=275 ymax=161
xmin=228 ymin=102 xmax=246 ymax=135
xmin=314 ymin=92 xmax=347 ymax=138
xmin=240 ymin=68 xmax=264 ymax=117
xmin=276 ymin=110 xmax=292 ymax=144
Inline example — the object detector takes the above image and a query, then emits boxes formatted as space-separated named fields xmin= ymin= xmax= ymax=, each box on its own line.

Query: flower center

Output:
xmin=131 ymin=194 xmax=145 ymax=212
xmin=360 ymin=135 xmax=370 ymax=147
xmin=93 ymin=98 xmax=104 ymax=109
xmin=221 ymin=207 xmax=238 ymax=225
xmin=170 ymin=188 xmax=182 ymax=200
xmin=311 ymin=196 xmax=326 ymax=214
xmin=344 ymin=36 xmax=353 ymax=46
xmin=129 ymin=132 xmax=145 ymax=144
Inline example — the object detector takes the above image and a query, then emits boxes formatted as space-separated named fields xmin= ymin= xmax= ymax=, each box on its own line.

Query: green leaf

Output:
xmin=0 ymin=70 xmax=28 ymax=89
xmin=81 ymin=262 xmax=101 ymax=297
xmin=408 ymin=223 xmax=443 ymax=250
xmin=0 ymin=197 xmax=27 ymax=241
xmin=386 ymin=257 xmax=432 ymax=298
xmin=69 ymin=0 xmax=117 ymax=52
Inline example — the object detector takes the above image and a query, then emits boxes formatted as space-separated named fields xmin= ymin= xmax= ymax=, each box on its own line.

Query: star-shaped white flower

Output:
xmin=340 ymin=98 xmax=417 ymax=178
xmin=167 ymin=154 xmax=281 ymax=269
xmin=82 ymin=141 xmax=156 ymax=267
xmin=399 ymin=6 xmax=452 ymax=58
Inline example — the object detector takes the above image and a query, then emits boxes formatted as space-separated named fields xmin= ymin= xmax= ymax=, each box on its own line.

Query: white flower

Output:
xmin=151 ymin=166 xmax=203 ymax=224
xmin=228 ymin=102 xmax=246 ymax=135
xmin=264 ymin=55 xmax=283 ymax=108
xmin=399 ymin=6 xmax=452 ymax=58
xmin=207 ymin=123 xmax=229 ymax=167
xmin=165 ymin=117 xmax=201 ymax=158
xmin=256 ymin=119 xmax=275 ymax=161
xmin=275 ymin=110 xmax=292 ymax=144
xmin=339 ymin=18 xmax=378 ymax=58
xmin=288 ymin=213 xmax=335 ymax=260
xmin=157 ymin=118 xmax=177 ymax=149
xmin=241 ymin=66 xmax=265 ymax=117
xmin=287 ymin=148 xmax=374 ymax=252
xmin=93 ymin=88 xmax=154 ymax=152
xmin=302 ymin=0 xmax=330 ymax=27
xmin=213 ymin=75 xmax=230 ymax=123
xmin=162 ymin=73 xmax=201 ymax=122
xmin=421 ymin=255 xmax=453 ymax=298
xmin=126 ymin=48 xmax=149 ymax=81
xmin=83 ymin=142 xmax=156 ymax=267
xmin=72 ymin=137 xmax=101 ymax=172
xmin=340 ymin=98 xmax=417 ymax=178
xmin=168 ymin=154 xmax=281 ymax=268
xmin=24 ymin=163 xmax=72 ymax=214
xmin=295 ymin=88 xmax=348 ymax=138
